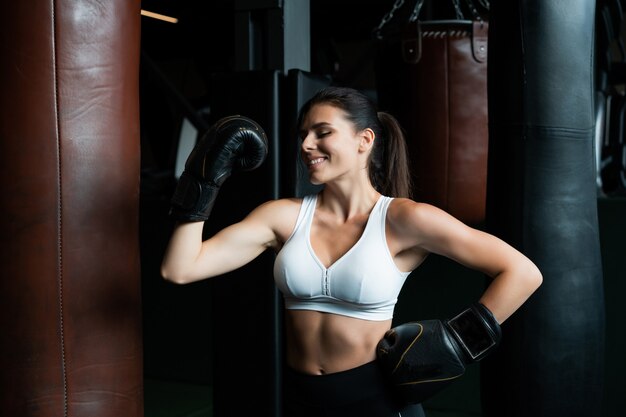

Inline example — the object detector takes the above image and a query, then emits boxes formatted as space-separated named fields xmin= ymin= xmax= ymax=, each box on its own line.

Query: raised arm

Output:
xmin=159 ymin=114 xmax=271 ymax=284
xmin=161 ymin=199 xmax=292 ymax=284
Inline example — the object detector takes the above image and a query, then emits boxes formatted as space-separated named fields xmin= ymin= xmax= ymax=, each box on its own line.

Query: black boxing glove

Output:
xmin=170 ymin=115 xmax=268 ymax=222
xmin=376 ymin=303 xmax=501 ymax=404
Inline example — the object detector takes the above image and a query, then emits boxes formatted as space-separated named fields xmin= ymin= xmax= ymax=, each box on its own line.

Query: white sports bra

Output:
xmin=273 ymin=194 xmax=412 ymax=321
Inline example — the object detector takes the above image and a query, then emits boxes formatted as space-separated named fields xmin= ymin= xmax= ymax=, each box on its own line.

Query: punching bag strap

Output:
xmin=372 ymin=0 xmax=488 ymax=41
xmin=472 ymin=20 xmax=488 ymax=63
xmin=401 ymin=18 xmax=488 ymax=66
xmin=402 ymin=22 xmax=422 ymax=64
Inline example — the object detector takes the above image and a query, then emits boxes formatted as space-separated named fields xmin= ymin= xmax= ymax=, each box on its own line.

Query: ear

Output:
xmin=358 ymin=128 xmax=376 ymax=153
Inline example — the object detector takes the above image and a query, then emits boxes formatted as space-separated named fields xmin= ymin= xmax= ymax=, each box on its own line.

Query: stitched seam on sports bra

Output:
xmin=381 ymin=197 xmax=412 ymax=276
xmin=306 ymin=194 xmax=383 ymax=271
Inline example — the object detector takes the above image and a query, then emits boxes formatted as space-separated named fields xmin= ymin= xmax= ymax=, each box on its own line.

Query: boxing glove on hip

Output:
xmin=170 ymin=115 xmax=268 ymax=222
xmin=377 ymin=303 xmax=501 ymax=404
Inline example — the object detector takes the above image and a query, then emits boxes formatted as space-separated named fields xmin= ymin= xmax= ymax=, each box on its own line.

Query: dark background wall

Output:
xmin=137 ymin=1 xmax=626 ymax=417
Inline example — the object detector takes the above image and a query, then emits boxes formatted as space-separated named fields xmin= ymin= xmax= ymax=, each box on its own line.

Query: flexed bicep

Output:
xmin=162 ymin=198 xmax=300 ymax=284
xmin=192 ymin=211 xmax=278 ymax=280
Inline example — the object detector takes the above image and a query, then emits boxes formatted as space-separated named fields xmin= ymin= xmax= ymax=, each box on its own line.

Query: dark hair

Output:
xmin=297 ymin=86 xmax=412 ymax=198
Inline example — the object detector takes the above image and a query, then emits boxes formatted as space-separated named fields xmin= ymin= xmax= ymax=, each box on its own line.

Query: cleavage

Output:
xmin=309 ymin=213 xmax=370 ymax=269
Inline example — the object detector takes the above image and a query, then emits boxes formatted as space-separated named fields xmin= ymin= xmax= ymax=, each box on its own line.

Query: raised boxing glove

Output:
xmin=376 ymin=303 xmax=501 ymax=404
xmin=170 ymin=115 xmax=268 ymax=222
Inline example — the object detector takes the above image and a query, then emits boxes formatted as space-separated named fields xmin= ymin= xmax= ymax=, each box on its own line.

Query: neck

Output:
xmin=319 ymin=180 xmax=380 ymax=220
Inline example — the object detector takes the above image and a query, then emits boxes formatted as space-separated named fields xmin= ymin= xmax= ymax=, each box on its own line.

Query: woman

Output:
xmin=161 ymin=87 xmax=543 ymax=417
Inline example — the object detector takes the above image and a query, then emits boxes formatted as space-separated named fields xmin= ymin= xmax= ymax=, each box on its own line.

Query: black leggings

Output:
xmin=283 ymin=361 xmax=425 ymax=417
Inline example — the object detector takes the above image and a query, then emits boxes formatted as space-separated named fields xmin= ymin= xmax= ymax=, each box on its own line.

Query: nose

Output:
xmin=300 ymin=132 xmax=316 ymax=151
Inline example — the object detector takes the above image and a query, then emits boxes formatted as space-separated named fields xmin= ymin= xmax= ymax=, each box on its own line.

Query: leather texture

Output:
xmin=445 ymin=303 xmax=501 ymax=362
xmin=402 ymin=20 xmax=489 ymax=226
xmin=0 ymin=1 xmax=143 ymax=416
xmin=170 ymin=115 xmax=268 ymax=222
xmin=483 ymin=1 xmax=605 ymax=416
xmin=377 ymin=303 xmax=501 ymax=404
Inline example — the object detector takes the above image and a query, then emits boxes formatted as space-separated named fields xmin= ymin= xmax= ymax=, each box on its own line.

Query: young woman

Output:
xmin=161 ymin=87 xmax=543 ymax=417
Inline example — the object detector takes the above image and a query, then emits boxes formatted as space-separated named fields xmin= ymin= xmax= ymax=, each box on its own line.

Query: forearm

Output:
xmin=160 ymin=221 xmax=205 ymax=284
xmin=479 ymin=258 xmax=543 ymax=323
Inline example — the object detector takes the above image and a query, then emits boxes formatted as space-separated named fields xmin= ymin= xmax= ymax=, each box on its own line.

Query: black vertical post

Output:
xmin=210 ymin=4 xmax=314 ymax=416
xmin=208 ymin=71 xmax=282 ymax=417
xmin=234 ymin=0 xmax=310 ymax=73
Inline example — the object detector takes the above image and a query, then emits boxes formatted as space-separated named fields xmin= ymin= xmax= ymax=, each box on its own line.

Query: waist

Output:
xmin=284 ymin=309 xmax=390 ymax=374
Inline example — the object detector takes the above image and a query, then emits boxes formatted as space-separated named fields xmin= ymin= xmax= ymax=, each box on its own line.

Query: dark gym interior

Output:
xmin=1 ymin=1 xmax=625 ymax=417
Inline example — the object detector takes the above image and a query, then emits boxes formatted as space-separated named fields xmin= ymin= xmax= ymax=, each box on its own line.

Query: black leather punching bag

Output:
xmin=0 ymin=1 xmax=143 ymax=416
xmin=482 ymin=1 xmax=605 ymax=416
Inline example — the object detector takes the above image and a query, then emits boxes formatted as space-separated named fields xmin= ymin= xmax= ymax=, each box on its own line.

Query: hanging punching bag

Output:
xmin=0 ymin=1 xmax=143 ymax=416
xmin=482 ymin=1 xmax=605 ymax=416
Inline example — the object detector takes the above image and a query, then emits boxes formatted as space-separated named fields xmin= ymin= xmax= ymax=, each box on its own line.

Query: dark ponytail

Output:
xmin=297 ymin=86 xmax=413 ymax=198
xmin=375 ymin=112 xmax=412 ymax=199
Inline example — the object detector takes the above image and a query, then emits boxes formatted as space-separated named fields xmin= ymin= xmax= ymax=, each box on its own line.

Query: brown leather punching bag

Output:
xmin=403 ymin=19 xmax=489 ymax=226
xmin=0 ymin=1 xmax=143 ymax=416
xmin=375 ymin=11 xmax=490 ymax=226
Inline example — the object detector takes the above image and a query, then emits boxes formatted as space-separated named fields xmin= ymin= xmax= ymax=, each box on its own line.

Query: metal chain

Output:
xmin=464 ymin=0 xmax=484 ymax=24
xmin=408 ymin=0 xmax=426 ymax=22
xmin=373 ymin=0 xmax=406 ymax=39
xmin=374 ymin=0 xmax=488 ymax=38
xmin=451 ymin=0 xmax=465 ymax=20
xmin=477 ymin=0 xmax=490 ymax=10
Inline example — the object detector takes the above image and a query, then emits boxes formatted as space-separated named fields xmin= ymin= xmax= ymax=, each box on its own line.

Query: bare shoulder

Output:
xmin=387 ymin=198 xmax=472 ymax=248
xmin=247 ymin=197 xmax=304 ymax=243
xmin=251 ymin=197 xmax=302 ymax=218
xmin=387 ymin=198 xmax=459 ymax=231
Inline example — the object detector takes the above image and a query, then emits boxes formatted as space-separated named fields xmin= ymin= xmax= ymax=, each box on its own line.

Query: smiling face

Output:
xmin=299 ymin=104 xmax=374 ymax=186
